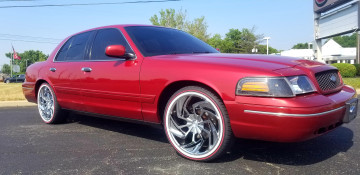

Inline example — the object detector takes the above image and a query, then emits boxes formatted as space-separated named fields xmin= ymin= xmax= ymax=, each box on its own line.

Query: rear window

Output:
xmin=55 ymin=31 xmax=93 ymax=61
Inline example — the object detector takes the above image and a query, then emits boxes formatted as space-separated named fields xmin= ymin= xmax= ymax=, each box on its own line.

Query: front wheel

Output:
xmin=37 ymin=83 xmax=66 ymax=124
xmin=164 ymin=86 xmax=233 ymax=161
xmin=5 ymin=80 xmax=9 ymax=84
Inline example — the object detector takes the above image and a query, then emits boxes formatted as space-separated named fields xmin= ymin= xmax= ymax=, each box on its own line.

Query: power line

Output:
xmin=0 ymin=38 xmax=59 ymax=44
xmin=0 ymin=33 xmax=61 ymax=41
xmin=0 ymin=0 xmax=40 ymax=2
xmin=0 ymin=0 xmax=180 ymax=8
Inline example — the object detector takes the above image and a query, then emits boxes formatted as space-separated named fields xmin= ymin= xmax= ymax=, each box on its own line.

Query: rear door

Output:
xmin=47 ymin=31 xmax=95 ymax=110
xmin=81 ymin=28 xmax=142 ymax=120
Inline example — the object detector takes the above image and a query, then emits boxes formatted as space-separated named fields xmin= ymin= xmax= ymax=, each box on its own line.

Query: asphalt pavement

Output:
xmin=0 ymin=103 xmax=359 ymax=175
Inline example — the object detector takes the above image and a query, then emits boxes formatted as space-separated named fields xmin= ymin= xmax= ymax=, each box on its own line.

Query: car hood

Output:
xmin=151 ymin=53 xmax=326 ymax=71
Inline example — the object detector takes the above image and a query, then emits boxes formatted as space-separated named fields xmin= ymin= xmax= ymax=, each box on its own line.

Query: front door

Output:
xmin=81 ymin=28 xmax=142 ymax=120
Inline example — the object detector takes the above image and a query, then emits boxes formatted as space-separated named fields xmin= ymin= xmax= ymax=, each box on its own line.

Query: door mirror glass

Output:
xmin=105 ymin=45 xmax=126 ymax=58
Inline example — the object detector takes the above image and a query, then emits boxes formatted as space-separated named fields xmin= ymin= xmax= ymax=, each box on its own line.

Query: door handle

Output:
xmin=81 ymin=67 xmax=92 ymax=72
xmin=49 ymin=68 xmax=56 ymax=72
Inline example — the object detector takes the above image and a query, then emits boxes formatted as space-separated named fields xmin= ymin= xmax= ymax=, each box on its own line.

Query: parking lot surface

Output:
xmin=0 ymin=104 xmax=359 ymax=175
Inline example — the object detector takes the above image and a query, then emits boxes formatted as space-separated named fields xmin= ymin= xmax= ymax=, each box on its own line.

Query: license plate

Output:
xmin=343 ymin=98 xmax=358 ymax=123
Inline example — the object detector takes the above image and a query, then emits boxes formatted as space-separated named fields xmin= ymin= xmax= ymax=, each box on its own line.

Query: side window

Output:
xmin=91 ymin=28 xmax=133 ymax=60
xmin=55 ymin=37 xmax=73 ymax=61
xmin=66 ymin=31 xmax=93 ymax=61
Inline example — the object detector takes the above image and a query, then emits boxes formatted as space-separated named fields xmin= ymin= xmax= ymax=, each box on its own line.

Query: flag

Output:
xmin=12 ymin=45 xmax=21 ymax=60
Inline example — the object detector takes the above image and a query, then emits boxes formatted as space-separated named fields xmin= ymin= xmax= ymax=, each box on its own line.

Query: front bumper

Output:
xmin=225 ymin=85 xmax=357 ymax=142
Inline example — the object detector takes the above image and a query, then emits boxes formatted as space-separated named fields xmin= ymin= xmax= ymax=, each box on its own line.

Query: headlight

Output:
xmin=236 ymin=76 xmax=316 ymax=97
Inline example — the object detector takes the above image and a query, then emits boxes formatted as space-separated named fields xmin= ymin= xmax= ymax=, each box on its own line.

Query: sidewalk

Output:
xmin=0 ymin=100 xmax=36 ymax=108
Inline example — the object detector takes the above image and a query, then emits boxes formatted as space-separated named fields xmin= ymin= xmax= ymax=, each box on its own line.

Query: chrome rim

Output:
xmin=37 ymin=85 xmax=54 ymax=122
xmin=165 ymin=91 xmax=223 ymax=159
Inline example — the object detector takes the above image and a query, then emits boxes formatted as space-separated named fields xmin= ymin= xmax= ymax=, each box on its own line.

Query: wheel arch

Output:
xmin=34 ymin=79 xmax=49 ymax=100
xmin=157 ymin=80 xmax=224 ymax=123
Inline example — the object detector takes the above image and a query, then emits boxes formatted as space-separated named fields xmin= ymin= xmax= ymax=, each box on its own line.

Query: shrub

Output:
xmin=331 ymin=63 xmax=356 ymax=77
xmin=354 ymin=64 xmax=360 ymax=76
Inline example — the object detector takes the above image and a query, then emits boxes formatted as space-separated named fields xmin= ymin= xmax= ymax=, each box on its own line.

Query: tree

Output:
xmin=257 ymin=45 xmax=278 ymax=54
xmin=223 ymin=28 xmax=263 ymax=53
xmin=207 ymin=28 xmax=272 ymax=54
xmin=149 ymin=8 xmax=186 ymax=30
xmin=332 ymin=33 xmax=357 ymax=47
xmin=5 ymin=50 xmax=48 ymax=73
xmin=150 ymin=8 xmax=210 ymax=41
xmin=292 ymin=43 xmax=312 ymax=49
xmin=1 ymin=64 xmax=10 ymax=74
xmin=185 ymin=17 xmax=209 ymax=41
xmin=207 ymin=34 xmax=233 ymax=53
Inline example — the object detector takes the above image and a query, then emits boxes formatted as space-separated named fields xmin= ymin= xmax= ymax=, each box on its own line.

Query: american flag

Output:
xmin=12 ymin=45 xmax=21 ymax=60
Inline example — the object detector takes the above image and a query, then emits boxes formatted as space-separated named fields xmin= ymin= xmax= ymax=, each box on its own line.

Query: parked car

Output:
xmin=22 ymin=25 xmax=358 ymax=161
xmin=4 ymin=74 xmax=25 ymax=83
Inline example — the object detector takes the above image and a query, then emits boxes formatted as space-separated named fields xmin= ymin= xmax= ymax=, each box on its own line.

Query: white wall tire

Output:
xmin=164 ymin=86 xmax=233 ymax=161
xmin=37 ymin=83 xmax=66 ymax=124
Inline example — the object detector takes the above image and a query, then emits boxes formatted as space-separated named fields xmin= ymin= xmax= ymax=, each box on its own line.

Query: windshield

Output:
xmin=125 ymin=26 xmax=219 ymax=57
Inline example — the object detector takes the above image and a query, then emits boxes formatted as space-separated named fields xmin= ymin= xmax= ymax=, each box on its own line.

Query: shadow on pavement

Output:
xmin=66 ymin=112 xmax=169 ymax=144
xmin=217 ymin=126 xmax=354 ymax=165
xmin=66 ymin=112 xmax=354 ymax=165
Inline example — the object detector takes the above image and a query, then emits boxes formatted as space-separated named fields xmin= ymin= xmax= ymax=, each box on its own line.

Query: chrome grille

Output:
xmin=315 ymin=70 xmax=341 ymax=91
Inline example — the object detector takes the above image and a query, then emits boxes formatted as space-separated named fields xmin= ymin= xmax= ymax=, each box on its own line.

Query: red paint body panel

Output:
xmin=226 ymin=86 xmax=355 ymax=142
xmin=80 ymin=60 xmax=142 ymax=120
xmin=22 ymin=25 xmax=357 ymax=142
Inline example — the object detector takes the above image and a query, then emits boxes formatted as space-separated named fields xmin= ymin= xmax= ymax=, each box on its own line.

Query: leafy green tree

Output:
xmin=224 ymin=28 xmax=263 ymax=53
xmin=333 ymin=33 xmax=357 ymax=47
xmin=207 ymin=34 xmax=233 ymax=53
xmin=149 ymin=8 xmax=186 ymax=30
xmin=185 ymin=17 xmax=209 ymax=41
xmin=5 ymin=50 xmax=48 ymax=73
xmin=208 ymin=28 xmax=273 ymax=54
xmin=150 ymin=8 xmax=210 ymax=41
xmin=1 ymin=64 xmax=11 ymax=74
xmin=292 ymin=43 xmax=312 ymax=49
xmin=257 ymin=45 xmax=278 ymax=54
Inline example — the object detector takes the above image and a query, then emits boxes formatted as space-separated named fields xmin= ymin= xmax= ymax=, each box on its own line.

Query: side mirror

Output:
xmin=105 ymin=45 xmax=126 ymax=58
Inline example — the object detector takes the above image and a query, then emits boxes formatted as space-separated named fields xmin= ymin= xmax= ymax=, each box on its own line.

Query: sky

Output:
xmin=0 ymin=0 xmax=315 ymax=67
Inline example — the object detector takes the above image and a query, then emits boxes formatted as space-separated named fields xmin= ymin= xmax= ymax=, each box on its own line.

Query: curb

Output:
xmin=0 ymin=100 xmax=37 ymax=108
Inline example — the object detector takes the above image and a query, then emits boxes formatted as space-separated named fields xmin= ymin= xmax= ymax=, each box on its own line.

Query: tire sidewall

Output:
xmin=164 ymin=87 xmax=227 ymax=161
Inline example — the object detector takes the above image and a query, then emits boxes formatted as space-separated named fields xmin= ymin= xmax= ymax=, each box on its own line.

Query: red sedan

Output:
xmin=22 ymin=25 xmax=358 ymax=161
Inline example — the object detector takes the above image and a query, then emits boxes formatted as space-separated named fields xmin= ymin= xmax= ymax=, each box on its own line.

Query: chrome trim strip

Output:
xmin=22 ymin=87 xmax=33 ymax=90
xmin=244 ymin=106 xmax=345 ymax=117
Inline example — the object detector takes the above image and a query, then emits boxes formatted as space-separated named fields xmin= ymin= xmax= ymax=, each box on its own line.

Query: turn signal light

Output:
xmin=241 ymin=82 xmax=269 ymax=92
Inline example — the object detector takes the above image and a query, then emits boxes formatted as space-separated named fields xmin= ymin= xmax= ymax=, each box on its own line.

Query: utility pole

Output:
xmin=357 ymin=31 xmax=360 ymax=64
xmin=10 ymin=52 xmax=13 ymax=77
xmin=263 ymin=37 xmax=271 ymax=55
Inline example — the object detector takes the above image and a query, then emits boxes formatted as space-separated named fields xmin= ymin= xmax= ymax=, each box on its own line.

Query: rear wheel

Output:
xmin=37 ymin=83 xmax=66 ymax=124
xmin=164 ymin=86 xmax=233 ymax=161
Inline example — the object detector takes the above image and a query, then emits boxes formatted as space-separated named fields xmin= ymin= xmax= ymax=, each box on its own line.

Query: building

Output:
xmin=281 ymin=39 xmax=356 ymax=64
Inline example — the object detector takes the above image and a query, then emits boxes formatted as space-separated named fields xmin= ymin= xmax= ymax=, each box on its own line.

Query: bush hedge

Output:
xmin=354 ymin=64 xmax=360 ymax=76
xmin=331 ymin=63 xmax=356 ymax=77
